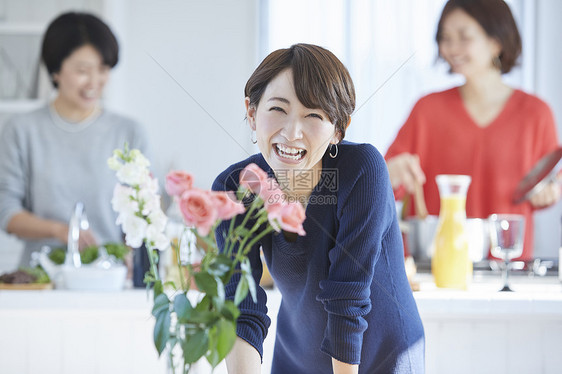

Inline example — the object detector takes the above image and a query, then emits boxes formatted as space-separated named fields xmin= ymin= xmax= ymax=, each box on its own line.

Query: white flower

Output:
xmin=146 ymin=224 xmax=170 ymax=250
xmin=140 ymin=176 xmax=159 ymax=194
xmin=116 ymin=162 xmax=150 ymax=186
xmin=138 ymin=187 xmax=161 ymax=216
xmin=107 ymin=155 xmax=122 ymax=171
xmin=110 ymin=147 xmax=170 ymax=251
xmin=121 ymin=214 xmax=148 ymax=248
xmin=130 ymin=149 xmax=151 ymax=168
xmin=148 ymin=209 xmax=168 ymax=231
xmin=111 ymin=184 xmax=138 ymax=215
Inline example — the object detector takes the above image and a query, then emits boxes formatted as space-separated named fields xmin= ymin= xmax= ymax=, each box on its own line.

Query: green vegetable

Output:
xmin=20 ymin=267 xmax=50 ymax=284
xmin=48 ymin=248 xmax=66 ymax=265
xmin=80 ymin=246 xmax=99 ymax=264
xmin=47 ymin=242 xmax=130 ymax=265
xmin=104 ymin=242 xmax=129 ymax=261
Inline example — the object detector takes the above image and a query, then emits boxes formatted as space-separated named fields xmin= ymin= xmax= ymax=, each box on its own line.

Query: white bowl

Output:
xmin=61 ymin=265 xmax=127 ymax=291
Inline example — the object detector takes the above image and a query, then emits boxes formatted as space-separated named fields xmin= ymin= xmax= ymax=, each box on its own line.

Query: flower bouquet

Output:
xmin=108 ymin=145 xmax=305 ymax=373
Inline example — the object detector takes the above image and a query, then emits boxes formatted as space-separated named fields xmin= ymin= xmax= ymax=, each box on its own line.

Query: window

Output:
xmin=262 ymin=0 xmax=533 ymax=152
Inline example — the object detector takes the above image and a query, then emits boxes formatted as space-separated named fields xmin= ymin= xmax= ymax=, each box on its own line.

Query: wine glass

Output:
xmin=488 ymin=214 xmax=525 ymax=292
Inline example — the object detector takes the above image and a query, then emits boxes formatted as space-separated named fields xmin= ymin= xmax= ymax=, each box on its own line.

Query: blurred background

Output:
xmin=1 ymin=0 xmax=561 ymax=270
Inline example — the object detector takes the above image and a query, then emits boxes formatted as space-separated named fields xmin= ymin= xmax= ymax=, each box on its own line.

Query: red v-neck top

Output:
xmin=386 ymin=87 xmax=559 ymax=260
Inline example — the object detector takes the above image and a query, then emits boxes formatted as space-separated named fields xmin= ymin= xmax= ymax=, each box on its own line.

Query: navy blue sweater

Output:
xmin=213 ymin=142 xmax=425 ymax=373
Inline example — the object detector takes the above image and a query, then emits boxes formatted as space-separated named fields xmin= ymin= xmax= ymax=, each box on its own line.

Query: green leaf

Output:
xmin=164 ymin=280 xmax=177 ymax=290
xmin=189 ymin=295 xmax=220 ymax=324
xmin=236 ymin=187 xmax=251 ymax=201
xmin=207 ymin=255 xmax=232 ymax=277
xmin=182 ymin=328 xmax=209 ymax=364
xmin=233 ymin=226 xmax=251 ymax=238
xmin=240 ymin=257 xmax=251 ymax=274
xmin=213 ymin=276 xmax=226 ymax=311
xmin=152 ymin=293 xmax=170 ymax=317
xmin=173 ymin=293 xmax=192 ymax=321
xmin=189 ymin=310 xmax=220 ymax=325
xmin=221 ymin=300 xmax=240 ymax=321
xmin=153 ymin=308 xmax=171 ymax=356
xmin=234 ymin=276 xmax=249 ymax=306
xmin=194 ymin=272 xmax=218 ymax=297
xmin=240 ymin=258 xmax=257 ymax=303
xmin=206 ymin=325 xmax=220 ymax=368
xmin=245 ymin=272 xmax=257 ymax=304
xmin=194 ymin=294 xmax=211 ymax=311
xmin=153 ymin=279 xmax=163 ymax=297
xmin=205 ymin=319 xmax=236 ymax=368
xmin=215 ymin=319 xmax=236 ymax=365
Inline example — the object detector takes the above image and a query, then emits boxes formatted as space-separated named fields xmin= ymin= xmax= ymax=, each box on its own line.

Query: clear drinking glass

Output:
xmin=488 ymin=214 xmax=525 ymax=292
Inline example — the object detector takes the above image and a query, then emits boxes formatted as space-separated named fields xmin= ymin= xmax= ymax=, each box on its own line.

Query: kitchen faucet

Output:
xmin=66 ymin=202 xmax=89 ymax=268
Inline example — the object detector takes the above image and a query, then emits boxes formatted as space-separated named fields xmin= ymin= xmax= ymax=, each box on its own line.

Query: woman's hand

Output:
xmin=386 ymin=153 xmax=426 ymax=193
xmin=52 ymin=222 xmax=98 ymax=249
xmin=7 ymin=211 xmax=98 ymax=249
xmin=529 ymin=181 xmax=561 ymax=208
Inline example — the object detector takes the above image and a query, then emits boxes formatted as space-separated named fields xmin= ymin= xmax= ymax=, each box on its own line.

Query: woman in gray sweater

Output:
xmin=0 ymin=12 xmax=149 ymax=267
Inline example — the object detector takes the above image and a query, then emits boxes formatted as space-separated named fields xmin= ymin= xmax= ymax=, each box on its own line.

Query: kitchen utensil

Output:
xmin=407 ymin=216 xmax=490 ymax=263
xmin=513 ymin=147 xmax=562 ymax=204
xmin=413 ymin=181 xmax=428 ymax=219
xmin=489 ymin=214 xmax=525 ymax=292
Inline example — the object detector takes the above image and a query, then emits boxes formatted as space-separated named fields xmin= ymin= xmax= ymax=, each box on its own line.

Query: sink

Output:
xmin=38 ymin=247 xmax=127 ymax=291
xmin=36 ymin=202 xmax=128 ymax=291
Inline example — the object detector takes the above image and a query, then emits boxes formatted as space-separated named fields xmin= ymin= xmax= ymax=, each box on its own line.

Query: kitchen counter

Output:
xmin=0 ymin=289 xmax=166 ymax=374
xmin=1 ymin=274 xmax=561 ymax=374
xmin=412 ymin=273 xmax=562 ymax=374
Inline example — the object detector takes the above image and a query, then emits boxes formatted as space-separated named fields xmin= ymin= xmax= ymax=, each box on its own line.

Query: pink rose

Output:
xmin=259 ymin=180 xmax=285 ymax=212
xmin=210 ymin=191 xmax=246 ymax=220
xmin=239 ymin=163 xmax=269 ymax=195
xmin=166 ymin=170 xmax=194 ymax=197
xmin=178 ymin=189 xmax=218 ymax=236
xmin=268 ymin=201 xmax=306 ymax=236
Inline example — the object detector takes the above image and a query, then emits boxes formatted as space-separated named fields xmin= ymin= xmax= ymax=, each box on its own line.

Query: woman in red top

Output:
xmin=385 ymin=0 xmax=560 ymax=261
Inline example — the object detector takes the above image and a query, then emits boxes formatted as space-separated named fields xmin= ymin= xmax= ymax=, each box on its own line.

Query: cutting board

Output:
xmin=0 ymin=283 xmax=53 ymax=290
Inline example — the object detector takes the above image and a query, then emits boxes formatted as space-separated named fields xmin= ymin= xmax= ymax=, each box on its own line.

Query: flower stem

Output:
xmin=146 ymin=243 xmax=160 ymax=281
xmin=243 ymin=225 xmax=274 ymax=256
xmin=176 ymin=231 xmax=187 ymax=291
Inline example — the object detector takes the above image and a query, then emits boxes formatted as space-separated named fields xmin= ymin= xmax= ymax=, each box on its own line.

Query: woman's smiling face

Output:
xmin=54 ymin=44 xmax=110 ymax=113
xmin=438 ymin=8 xmax=500 ymax=78
xmin=246 ymin=68 xmax=340 ymax=181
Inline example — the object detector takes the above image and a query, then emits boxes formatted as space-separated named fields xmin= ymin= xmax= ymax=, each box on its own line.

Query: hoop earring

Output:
xmin=329 ymin=144 xmax=338 ymax=159
xmin=250 ymin=130 xmax=257 ymax=144
xmin=492 ymin=56 xmax=502 ymax=71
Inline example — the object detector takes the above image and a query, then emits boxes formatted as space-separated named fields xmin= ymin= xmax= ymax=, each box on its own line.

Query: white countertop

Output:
xmin=0 ymin=288 xmax=153 ymax=310
xmin=1 ymin=273 xmax=560 ymax=312
xmin=1 ymin=275 xmax=561 ymax=374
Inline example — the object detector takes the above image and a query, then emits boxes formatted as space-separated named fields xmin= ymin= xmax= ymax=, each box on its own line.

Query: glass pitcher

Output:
xmin=430 ymin=174 xmax=472 ymax=289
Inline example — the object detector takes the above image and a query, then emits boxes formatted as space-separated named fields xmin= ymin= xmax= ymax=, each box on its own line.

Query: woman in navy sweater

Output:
xmin=213 ymin=43 xmax=424 ymax=374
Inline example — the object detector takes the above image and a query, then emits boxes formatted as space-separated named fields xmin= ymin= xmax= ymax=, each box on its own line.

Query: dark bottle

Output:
xmin=132 ymin=245 xmax=151 ymax=288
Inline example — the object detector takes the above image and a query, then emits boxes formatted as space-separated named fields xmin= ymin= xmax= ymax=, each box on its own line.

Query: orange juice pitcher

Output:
xmin=431 ymin=175 xmax=472 ymax=289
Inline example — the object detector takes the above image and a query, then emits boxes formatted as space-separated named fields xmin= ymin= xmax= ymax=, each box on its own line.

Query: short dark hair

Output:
xmin=435 ymin=0 xmax=521 ymax=74
xmin=244 ymin=43 xmax=355 ymax=142
xmin=41 ymin=12 xmax=119 ymax=87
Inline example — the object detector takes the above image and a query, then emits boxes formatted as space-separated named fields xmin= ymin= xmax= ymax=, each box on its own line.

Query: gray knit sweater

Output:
xmin=0 ymin=105 xmax=150 ymax=267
